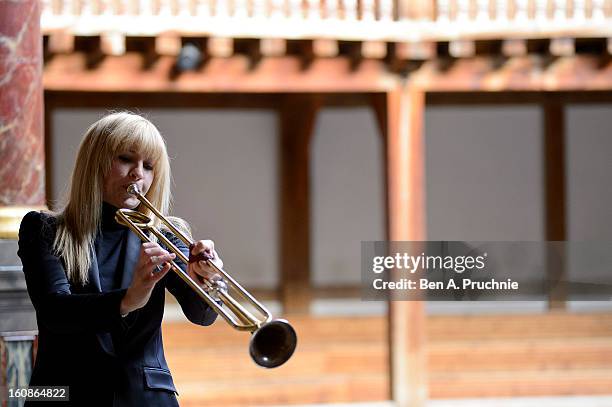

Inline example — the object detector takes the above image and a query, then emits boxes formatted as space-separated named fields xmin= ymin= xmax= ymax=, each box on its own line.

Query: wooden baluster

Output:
xmin=396 ymin=0 xmax=430 ymax=20
xmin=287 ymin=0 xmax=303 ymax=18
xmin=552 ymin=0 xmax=566 ymax=20
xmin=573 ymin=0 xmax=586 ymax=19
xmin=50 ymin=0 xmax=63 ymax=14
xmin=64 ymin=0 xmax=72 ymax=14
xmin=75 ymin=0 xmax=84 ymax=14
xmin=173 ymin=0 xmax=186 ymax=15
xmin=104 ymin=0 xmax=113 ymax=14
xmin=344 ymin=0 xmax=358 ymax=19
xmin=41 ymin=0 xmax=52 ymax=17
xmin=534 ymin=0 xmax=547 ymax=20
xmin=95 ymin=0 xmax=106 ymax=14
xmin=66 ymin=0 xmax=74 ymax=14
xmin=111 ymin=0 xmax=123 ymax=14
xmin=130 ymin=0 xmax=138 ymax=14
xmin=361 ymin=0 xmax=376 ymax=19
xmin=475 ymin=0 xmax=488 ymax=19
xmin=456 ymin=0 xmax=470 ymax=21
xmin=68 ymin=0 xmax=75 ymax=14
xmin=99 ymin=0 xmax=127 ymax=54
xmin=324 ymin=0 xmax=340 ymax=19
xmin=437 ymin=0 xmax=451 ymax=20
xmin=187 ymin=0 xmax=196 ymax=15
xmin=159 ymin=0 xmax=172 ymax=17
xmin=514 ymin=0 xmax=529 ymax=20
xmin=270 ymin=0 xmax=286 ymax=17
xmin=146 ymin=0 xmax=160 ymax=15
xmin=194 ymin=0 xmax=212 ymax=16
xmin=591 ymin=0 xmax=605 ymax=18
xmin=234 ymin=0 xmax=248 ymax=17
xmin=393 ymin=0 xmax=408 ymax=20
xmin=496 ymin=0 xmax=508 ymax=19
xmin=379 ymin=0 xmax=393 ymax=19
xmin=252 ymin=0 xmax=266 ymax=17
xmin=215 ymin=0 xmax=230 ymax=16
xmin=305 ymin=0 xmax=321 ymax=18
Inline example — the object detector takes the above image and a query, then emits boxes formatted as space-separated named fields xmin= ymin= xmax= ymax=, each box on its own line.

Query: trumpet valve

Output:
xmin=210 ymin=279 xmax=228 ymax=300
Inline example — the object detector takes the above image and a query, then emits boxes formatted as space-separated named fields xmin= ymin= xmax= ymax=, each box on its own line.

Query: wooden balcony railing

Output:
xmin=41 ymin=0 xmax=612 ymax=43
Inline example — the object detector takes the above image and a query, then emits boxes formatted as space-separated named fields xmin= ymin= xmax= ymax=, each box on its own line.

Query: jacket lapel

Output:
xmin=89 ymin=246 xmax=116 ymax=357
xmin=88 ymin=248 xmax=102 ymax=293
xmin=121 ymin=230 xmax=141 ymax=289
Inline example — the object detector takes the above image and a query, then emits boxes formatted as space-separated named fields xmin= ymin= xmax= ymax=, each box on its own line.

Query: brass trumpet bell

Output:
xmin=250 ymin=319 xmax=297 ymax=368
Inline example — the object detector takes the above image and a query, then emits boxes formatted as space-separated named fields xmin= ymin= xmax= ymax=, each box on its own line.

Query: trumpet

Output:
xmin=115 ymin=184 xmax=297 ymax=368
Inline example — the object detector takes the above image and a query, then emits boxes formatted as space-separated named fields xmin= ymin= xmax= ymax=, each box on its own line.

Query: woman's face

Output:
xmin=103 ymin=149 xmax=154 ymax=209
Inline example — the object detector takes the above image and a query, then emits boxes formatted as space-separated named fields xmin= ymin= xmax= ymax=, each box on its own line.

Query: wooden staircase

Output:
xmin=161 ymin=312 xmax=612 ymax=406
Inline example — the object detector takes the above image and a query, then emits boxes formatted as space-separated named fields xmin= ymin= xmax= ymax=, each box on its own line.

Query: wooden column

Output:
xmin=278 ymin=94 xmax=320 ymax=314
xmin=384 ymin=86 xmax=427 ymax=406
xmin=543 ymin=101 xmax=567 ymax=310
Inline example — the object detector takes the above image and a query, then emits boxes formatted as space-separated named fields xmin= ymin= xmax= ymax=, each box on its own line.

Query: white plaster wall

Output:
xmin=424 ymin=106 xmax=544 ymax=241
xmin=565 ymin=105 xmax=612 ymax=287
xmin=311 ymin=108 xmax=385 ymax=287
xmin=566 ymin=105 xmax=612 ymax=241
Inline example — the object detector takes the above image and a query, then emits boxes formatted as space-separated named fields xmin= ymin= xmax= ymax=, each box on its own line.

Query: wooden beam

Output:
xmin=43 ymin=90 xmax=378 ymax=110
xmin=44 ymin=90 xmax=284 ymax=109
xmin=44 ymin=54 xmax=398 ymax=93
xmin=338 ymin=40 xmax=363 ymax=71
xmin=233 ymin=38 xmax=262 ymax=68
xmin=285 ymin=40 xmax=316 ymax=70
xmin=412 ymin=55 xmax=612 ymax=92
xmin=73 ymin=35 xmax=104 ymax=69
xmin=426 ymin=90 xmax=612 ymax=105
xmin=543 ymin=102 xmax=567 ymax=310
xmin=125 ymin=36 xmax=159 ymax=69
xmin=385 ymin=86 xmax=427 ymax=406
xmin=278 ymin=94 xmax=321 ymax=314
xmin=43 ymin=52 xmax=612 ymax=94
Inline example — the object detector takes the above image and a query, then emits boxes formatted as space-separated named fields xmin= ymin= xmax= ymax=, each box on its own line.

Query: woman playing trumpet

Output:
xmin=18 ymin=112 xmax=221 ymax=406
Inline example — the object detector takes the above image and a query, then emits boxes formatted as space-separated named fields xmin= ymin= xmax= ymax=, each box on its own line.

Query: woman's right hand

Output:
xmin=120 ymin=242 xmax=175 ymax=315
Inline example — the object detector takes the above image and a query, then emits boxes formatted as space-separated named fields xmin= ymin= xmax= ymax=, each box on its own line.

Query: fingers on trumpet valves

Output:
xmin=189 ymin=240 xmax=216 ymax=262
xmin=149 ymin=251 xmax=175 ymax=274
xmin=196 ymin=260 xmax=222 ymax=280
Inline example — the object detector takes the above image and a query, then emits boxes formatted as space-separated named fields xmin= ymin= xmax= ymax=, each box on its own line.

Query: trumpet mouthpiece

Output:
xmin=127 ymin=184 xmax=141 ymax=196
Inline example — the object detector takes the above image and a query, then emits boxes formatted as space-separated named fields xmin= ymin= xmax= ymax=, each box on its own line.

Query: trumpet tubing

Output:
xmin=114 ymin=184 xmax=297 ymax=368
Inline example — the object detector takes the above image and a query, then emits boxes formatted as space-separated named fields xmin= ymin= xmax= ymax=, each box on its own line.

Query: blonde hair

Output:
xmin=54 ymin=112 xmax=173 ymax=285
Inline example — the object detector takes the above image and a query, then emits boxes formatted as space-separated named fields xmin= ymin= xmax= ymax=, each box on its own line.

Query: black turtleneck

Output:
xmin=95 ymin=202 xmax=129 ymax=292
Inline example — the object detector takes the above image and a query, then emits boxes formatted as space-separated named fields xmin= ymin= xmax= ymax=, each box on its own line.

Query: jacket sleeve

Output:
xmin=161 ymin=231 xmax=218 ymax=326
xmin=18 ymin=211 xmax=127 ymax=334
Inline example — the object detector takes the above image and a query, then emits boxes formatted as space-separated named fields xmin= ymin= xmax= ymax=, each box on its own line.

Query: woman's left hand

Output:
xmin=188 ymin=240 xmax=223 ymax=287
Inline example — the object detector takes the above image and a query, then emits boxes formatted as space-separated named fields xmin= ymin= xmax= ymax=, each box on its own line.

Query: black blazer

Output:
xmin=18 ymin=211 xmax=218 ymax=406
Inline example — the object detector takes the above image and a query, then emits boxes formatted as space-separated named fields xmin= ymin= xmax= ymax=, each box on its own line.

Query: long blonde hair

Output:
xmin=54 ymin=112 xmax=173 ymax=285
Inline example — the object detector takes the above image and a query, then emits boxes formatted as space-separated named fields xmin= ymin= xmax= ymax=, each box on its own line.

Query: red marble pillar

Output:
xmin=0 ymin=0 xmax=46 ymax=238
